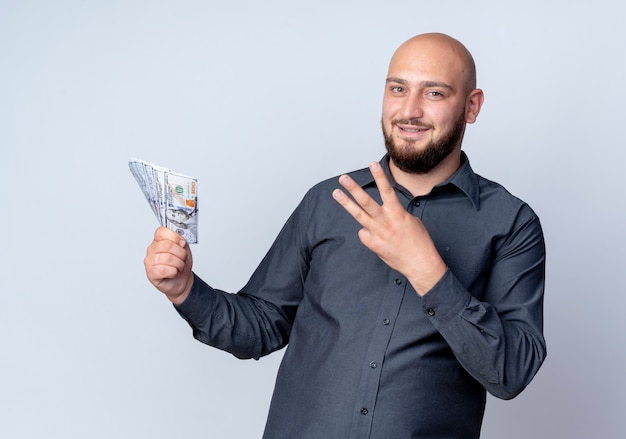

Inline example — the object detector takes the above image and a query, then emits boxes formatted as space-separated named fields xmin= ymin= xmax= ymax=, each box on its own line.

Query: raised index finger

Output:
xmin=333 ymin=173 xmax=379 ymax=228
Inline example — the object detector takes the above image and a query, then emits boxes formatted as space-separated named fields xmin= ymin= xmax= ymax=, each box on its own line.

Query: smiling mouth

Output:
xmin=395 ymin=123 xmax=431 ymax=137
xmin=393 ymin=119 xmax=431 ymax=134
xmin=399 ymin=126 xmax=427 ymax=133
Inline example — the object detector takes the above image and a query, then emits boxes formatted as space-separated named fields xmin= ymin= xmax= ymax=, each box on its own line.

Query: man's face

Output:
xmin=381 ymin=40 xmax=472 ymax=174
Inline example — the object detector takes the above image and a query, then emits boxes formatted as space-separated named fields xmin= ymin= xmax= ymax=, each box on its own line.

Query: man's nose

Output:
xmin=398 ymin=92 xmax=424 ymax=120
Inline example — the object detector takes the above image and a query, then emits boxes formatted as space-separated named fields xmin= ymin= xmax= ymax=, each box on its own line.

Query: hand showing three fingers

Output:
xmin=332 ymin=162 xmax=447 ymax=296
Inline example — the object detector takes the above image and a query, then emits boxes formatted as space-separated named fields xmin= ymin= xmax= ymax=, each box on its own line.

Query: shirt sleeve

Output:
xmin=173 ymin=195 xmax=312 ymax=360
xmin=421 ymin=209 xmax=547 ymax=400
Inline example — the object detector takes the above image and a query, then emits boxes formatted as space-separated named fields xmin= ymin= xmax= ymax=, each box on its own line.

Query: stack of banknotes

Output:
xmin=129 ymin=159 xmax=198 ymax=243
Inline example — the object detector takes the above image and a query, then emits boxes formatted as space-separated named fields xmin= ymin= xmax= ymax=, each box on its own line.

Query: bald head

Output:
xmin=389 ymin=33 xmax=477 ymax=94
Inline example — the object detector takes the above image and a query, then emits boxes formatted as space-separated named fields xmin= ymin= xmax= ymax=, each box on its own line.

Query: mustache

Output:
xmin=392 ymin=119 xmax=433 ymax=129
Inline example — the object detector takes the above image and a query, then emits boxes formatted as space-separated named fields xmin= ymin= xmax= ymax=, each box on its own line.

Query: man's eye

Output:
xmin=428 ymin=91 xmax=443 ymax=97
xmin=391 ymin=86 xmax=404 ymax=93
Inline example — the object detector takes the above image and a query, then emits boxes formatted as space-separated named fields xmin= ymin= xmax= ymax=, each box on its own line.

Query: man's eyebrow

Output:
xmin=386 ymin=77 xmax=408 ymax=85
xmin=421 ymin=80 xmax=453 ymax=90
xmin=386 ymin=77 xmax=454 ymax=90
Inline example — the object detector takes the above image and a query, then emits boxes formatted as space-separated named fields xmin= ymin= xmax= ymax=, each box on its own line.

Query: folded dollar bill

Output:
xmin=129 ymin=159 xmax=198 ymax=243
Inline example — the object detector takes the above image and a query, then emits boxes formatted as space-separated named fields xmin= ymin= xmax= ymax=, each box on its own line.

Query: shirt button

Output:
xmin=394 ymin=278 xmax=402 ymax=285
xmin=382 ymin=318 xmax=390 ymax=326
xmin=427 ymin=308 xmax=436 ymax=316
xmin=369 ymin=361 xmax=377 ymax=369
xmin=413 ymin=200 xmax=420 ymax=207
xmin=360 ymin=407 xmax=369 ymax=415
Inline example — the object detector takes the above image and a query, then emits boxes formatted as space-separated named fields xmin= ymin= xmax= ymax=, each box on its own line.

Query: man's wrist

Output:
xmin=409 ymin=261 xmax=447 ymax=296
xmin=168 ymin=275 xmax=194 ymax=305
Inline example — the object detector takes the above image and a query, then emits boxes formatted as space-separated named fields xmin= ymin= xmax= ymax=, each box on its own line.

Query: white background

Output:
xmin=1 ymin=1 xmax=625 ymax=437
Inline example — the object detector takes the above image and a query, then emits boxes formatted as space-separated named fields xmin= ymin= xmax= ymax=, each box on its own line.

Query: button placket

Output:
xmin=407 ymin=196 xmax=426 ymax=220
xmin=348 ymin=277 xmax=405 ymax=439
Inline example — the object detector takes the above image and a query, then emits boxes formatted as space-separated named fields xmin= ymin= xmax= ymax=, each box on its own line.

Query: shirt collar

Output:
xmin=352 ymin=152 xmax=481 ymax=211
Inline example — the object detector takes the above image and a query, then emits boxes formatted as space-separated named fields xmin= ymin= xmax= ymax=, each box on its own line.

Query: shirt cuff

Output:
xmin=420 ymin=268 xmax=471 ymax=323
xmin=173 ymin=273 xmax=216 ymax=325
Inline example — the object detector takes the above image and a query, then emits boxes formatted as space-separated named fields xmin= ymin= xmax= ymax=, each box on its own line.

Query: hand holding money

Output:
xmin=144 ymin=226 xmax=194 ymax=304
xmin=129 ymin=159 xmax=198 ymax=243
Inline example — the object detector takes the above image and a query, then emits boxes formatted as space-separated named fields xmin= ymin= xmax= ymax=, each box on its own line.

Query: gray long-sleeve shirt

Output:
xmin=175 ymin=153 xmax=546 ymax=438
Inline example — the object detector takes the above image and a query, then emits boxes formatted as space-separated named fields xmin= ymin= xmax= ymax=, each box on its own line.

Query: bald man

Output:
xmin=145 ymin=33 xmax=546 ymax=438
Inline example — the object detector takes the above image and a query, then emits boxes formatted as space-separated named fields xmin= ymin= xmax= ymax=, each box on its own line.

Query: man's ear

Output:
xmin=465 ymin=88 xmax=484 ymax=124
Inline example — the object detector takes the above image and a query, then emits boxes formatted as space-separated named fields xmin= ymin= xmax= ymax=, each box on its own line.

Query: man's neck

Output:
xmin=388 ymin=150 xmax=462 ymax=197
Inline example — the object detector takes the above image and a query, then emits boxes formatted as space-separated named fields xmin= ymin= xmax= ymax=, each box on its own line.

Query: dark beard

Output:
xmin=382 ymin=113 xmax=466 ymax=174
